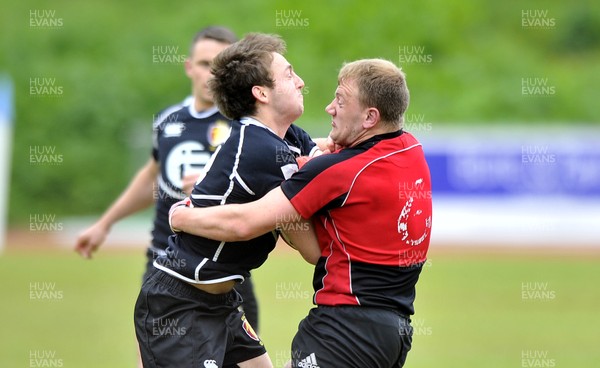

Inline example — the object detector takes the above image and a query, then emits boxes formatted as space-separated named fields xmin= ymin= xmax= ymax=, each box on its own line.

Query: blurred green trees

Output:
xmin=2 ymin=0 xmax=599 ymax=223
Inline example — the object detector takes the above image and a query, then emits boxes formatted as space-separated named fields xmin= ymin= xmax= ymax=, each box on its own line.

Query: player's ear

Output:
xmin=363 ymin=107 xmax=380 ymax=129
xmin=184 ymin=58 xmax=193 ymax=78
xmin=252 ymin=86 xmax=269 ymax=104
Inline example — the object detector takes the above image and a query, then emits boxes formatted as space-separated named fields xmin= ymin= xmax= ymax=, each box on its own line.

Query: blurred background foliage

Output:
xmin=1 ymin=0 xmax=599 ymax=224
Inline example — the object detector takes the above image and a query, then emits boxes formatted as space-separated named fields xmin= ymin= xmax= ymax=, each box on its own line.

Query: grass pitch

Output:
xmin=1 ymin=245 xmax=598 ymax=367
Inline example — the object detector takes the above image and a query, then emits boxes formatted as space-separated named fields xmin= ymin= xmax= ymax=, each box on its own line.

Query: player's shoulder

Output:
xmin=372 ymin=130 xmax=424 ymax=157
xmin=244 ymin=124 xmax=288 ymax=151
xmin=232 ymin=124 xmax=293 ymax=169
xmin=304 ymin=150 xmax=347 ymax=169
xmin=297 ymin=148 xmax=361 ymax=181
xmin=152 ymin=100 xmax=189 ymax=131
xmin=156 ymin=96 xmax=191 ymax=117
xmin=396 ymin=130 xmax=421 ymax=146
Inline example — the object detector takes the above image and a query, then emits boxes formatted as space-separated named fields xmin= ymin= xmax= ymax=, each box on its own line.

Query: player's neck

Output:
xmin=193 ymin=99 xmax=215 ymax=114
xmin=349 ymin=124 xmax=400 ymax=147
xmin=248 ymin=113 xmax=291 ymax=139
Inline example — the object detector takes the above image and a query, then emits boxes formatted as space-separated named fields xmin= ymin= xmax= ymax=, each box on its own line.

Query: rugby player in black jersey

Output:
xmin=74 ymin=26 xmax=282 ymax=334
xmin=134 ymin=33 xmax=322 ymax=368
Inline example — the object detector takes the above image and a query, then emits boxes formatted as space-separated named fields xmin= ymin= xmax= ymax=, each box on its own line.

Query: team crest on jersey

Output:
xmin=397 ymin=178 xmax=432 ymax=247
xmin=208 ymin=120 xmax=230 ymax=148
xmin=163 ymin=122 xmax=185 ymax=137
xmin=241 ymin=315 xmax=260 ymax=342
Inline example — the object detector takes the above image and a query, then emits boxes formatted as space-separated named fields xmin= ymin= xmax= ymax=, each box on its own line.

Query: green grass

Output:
xmin=1 ymin=247 xmax=598 ymax=367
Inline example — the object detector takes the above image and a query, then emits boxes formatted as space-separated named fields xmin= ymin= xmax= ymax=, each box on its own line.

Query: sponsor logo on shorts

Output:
xmin=203 ymin=359 xmax=218 ymax=368
xmin=298 ymin=352 xmax=320 ymax=368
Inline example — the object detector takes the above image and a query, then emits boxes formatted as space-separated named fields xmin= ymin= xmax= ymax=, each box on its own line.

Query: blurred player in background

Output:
xmin=135 ymin=33 xmax=321 ymax=368
xmin=169 ymin=59 xmax=432 ymax=368
xmin=73 ymin=26 xmax=262 ymax=330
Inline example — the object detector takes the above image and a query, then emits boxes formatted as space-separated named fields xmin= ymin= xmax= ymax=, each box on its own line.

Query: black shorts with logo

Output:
xmin=134 ymin=268 xmax=266 ymax=368
xmin=142 ymin=247 xmax=260 ymax=332
xmin=291 ymin=306 xmax=413 ymax=368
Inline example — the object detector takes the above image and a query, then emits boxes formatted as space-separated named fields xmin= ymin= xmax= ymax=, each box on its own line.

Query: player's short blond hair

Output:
xmin=338 ymin=59 xmax=410 ymax=128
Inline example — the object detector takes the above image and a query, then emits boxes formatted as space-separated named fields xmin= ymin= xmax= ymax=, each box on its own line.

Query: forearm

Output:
xmin=170 ymin=205 xmax=258 ymax=241
xmin=171 ymin=187 xmax=299 ymax=242
xmin=280 ymin=218 xmax=321 ymax=265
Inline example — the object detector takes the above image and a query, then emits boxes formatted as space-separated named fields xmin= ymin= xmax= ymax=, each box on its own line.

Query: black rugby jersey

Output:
xmin=150 ymin=101 xmax=231 ymax=254
xmin=154 ymin=117 xmax=317 ymax=284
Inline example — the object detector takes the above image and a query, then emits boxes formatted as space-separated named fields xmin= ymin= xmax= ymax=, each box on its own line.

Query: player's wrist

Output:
xmin=168 ymin=197 xmax=192 ymax=233
xmin=169 ymin=206 xmax=185 ymax=233
xmin=95 ymin=217 xmax=114 ymax=233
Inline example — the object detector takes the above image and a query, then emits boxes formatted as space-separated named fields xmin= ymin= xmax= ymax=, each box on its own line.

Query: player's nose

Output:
xmin=325 ymin=100 xmax=335 ymax=115
xmin=294 ymin=73 xmax=305 ymax=89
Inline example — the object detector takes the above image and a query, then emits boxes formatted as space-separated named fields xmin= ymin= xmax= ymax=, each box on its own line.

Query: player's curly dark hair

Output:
xmin=208 ymin=33 xmax=286 ymax=120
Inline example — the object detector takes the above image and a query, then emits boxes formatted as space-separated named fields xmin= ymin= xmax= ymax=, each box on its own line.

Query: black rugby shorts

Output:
xmin=134 ymin=268 xmax=266 ymax=368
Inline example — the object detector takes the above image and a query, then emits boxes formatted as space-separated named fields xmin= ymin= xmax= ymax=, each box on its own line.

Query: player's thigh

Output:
xmin=224 ymin=307 xmax=268 ymax=366
xmin=148 ymin=308 xmax=229 ymax=367
xmin=136 ymin=269 xmax=233 ymax=367
xmin=235 ymin=276 xmax=259 ymax=330
xmin=291 ymin=306 xmax=411 ymax=368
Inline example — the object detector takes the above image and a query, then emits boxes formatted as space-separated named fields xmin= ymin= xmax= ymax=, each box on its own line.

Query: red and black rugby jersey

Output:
xmin=281 ymin=130 xmax=432 ymax=315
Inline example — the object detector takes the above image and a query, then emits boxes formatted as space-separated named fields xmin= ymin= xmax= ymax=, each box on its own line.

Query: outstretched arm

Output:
xmin=170 ymin=187 xmax=320 ymax=264
xmin=75 ymin=158 xmax=158 ymax=258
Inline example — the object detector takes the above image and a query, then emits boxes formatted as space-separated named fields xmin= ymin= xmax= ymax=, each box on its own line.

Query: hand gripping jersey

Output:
xmin=281 ymin=131 xmax=432 ymax=316
xmin=154 ymin=117 xmax=317 ymax=284
xmin=150 ymin=102 xmax=232 ymax=254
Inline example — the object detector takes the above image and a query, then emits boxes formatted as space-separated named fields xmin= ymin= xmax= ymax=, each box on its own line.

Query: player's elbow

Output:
xmin=301 ymin=249 xmax=321 ymax=265
xmin=217 ymin=204 xmax=274 ymax=241
xmin=231 ymin=221 xmax=256 ymax=241
xmin=226 ymin=209 xmax=260 ymax=241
